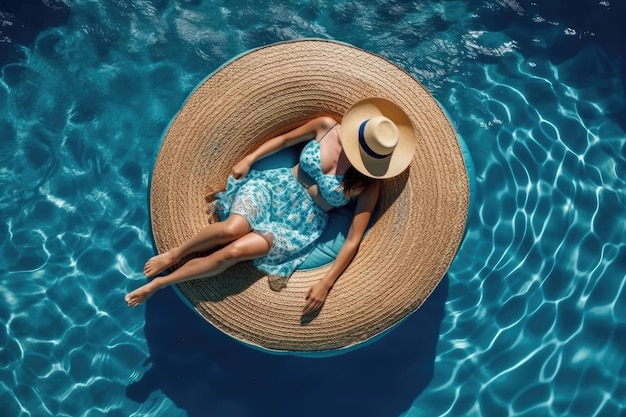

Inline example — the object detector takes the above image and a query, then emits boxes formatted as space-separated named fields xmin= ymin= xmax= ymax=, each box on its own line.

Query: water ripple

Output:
xmin=2 ymin=1 xmax=626 ymax=416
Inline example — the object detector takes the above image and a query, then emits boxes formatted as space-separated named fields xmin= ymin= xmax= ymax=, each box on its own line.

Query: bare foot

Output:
xmin=143 ymin=251 xmax=177 ymax=277
xmin=125 ymin=281 xmax=160 ymax=307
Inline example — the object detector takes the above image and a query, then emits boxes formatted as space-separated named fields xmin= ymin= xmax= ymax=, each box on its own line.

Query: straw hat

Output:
xmin=150 ymin=39 xmax=470 ymax=354
xmin=341 ymin=97 xmax=417 ymax=179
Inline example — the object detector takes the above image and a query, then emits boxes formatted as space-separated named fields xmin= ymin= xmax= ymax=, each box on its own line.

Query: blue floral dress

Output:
xmin=213 ymin=139 xmax=350 ymax=278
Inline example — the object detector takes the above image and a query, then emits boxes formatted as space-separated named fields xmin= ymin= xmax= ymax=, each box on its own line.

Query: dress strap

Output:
xmin=318 ymin=123 xmax=338 ymax=142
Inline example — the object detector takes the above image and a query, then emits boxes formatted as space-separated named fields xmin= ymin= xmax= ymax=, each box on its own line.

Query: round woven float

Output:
xmin=150 ymin=39 xmax=469 ymax=353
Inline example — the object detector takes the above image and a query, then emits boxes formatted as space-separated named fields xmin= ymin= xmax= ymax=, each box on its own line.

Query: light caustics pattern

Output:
xmin=0 ymin=0 xmax=624 ymax=416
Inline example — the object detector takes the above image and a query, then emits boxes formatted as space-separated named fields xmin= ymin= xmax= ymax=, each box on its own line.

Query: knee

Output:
xmin=222 ymin=241 xmax=247 ymax=262
xmin=222 ymin=235 xmax=269 ymax=262
xmin=222 ymin=216 xmax=249 ymax=240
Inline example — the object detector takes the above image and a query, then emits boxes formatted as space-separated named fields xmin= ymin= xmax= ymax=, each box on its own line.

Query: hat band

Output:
xmin=358 ymin=119 xmax=389 ymax=159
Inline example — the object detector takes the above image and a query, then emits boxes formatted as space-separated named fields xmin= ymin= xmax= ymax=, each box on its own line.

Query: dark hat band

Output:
xmin=358 ymin=119 xmax=390 ymax=159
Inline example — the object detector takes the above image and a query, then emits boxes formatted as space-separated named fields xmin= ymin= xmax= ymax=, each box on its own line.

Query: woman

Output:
xmin=126 ymin=98 xmax=416 ymax=314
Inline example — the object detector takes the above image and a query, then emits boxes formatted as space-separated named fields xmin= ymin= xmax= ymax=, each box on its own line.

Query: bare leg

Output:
xmin=126 ymin=232 xmax=271 ymax=307
xmin=143 ymin=214 xmax=251 ymax=277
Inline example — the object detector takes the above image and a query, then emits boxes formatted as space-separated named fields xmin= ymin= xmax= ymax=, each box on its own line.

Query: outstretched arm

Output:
xmin=303 ymin=181 xmax=381 ymax=314
xmin=231 ymin=116 xmax=337 ymax=179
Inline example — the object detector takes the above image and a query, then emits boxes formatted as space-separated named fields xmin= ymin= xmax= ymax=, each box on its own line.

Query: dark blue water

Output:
xmin=1 ymin=1 xmax=625 ymax=416
xmin=0 ymin=0 xmax=70 ymax=64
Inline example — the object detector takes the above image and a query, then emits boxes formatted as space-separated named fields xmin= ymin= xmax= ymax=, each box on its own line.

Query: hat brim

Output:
xmin=341 ymin=97 xmax=417 ymax=179
xmin=150 ymin=39 xmax=470 ymax=353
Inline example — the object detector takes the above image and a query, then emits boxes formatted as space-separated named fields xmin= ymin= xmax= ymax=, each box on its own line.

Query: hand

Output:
xmin=231 ymin=158 xmax=252 ymax=180
xmin=303 ymin=282 xmax=330 ymax=314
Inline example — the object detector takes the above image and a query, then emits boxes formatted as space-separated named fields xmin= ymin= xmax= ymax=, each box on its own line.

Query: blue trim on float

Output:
xmin=457 ymin=132 xmax=476 ymax=237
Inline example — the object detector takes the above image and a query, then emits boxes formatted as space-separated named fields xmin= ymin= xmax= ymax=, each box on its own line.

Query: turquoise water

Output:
xmin=2 ymin=1 xmax=625 ymax=416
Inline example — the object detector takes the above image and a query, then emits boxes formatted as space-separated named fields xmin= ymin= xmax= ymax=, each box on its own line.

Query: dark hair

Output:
xmin=341 ymin=166 xmax=374 ymax=196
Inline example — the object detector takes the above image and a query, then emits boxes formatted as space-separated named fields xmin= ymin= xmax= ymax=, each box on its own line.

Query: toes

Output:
xmin=143 ymin=254 xmax=167 ymax=278
xmin=125 ymin=294 xmax=135 ymax=306
xmin=143 ymin=266 xmax=155 ymax=278
xmin=125 ymin=291 xmax=141 ymax=307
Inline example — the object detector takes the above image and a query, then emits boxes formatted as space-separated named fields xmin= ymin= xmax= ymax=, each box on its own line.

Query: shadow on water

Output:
xmin=126 ymin=275 xmax=449 ymax=417
xmin=0 ymin=0 xmax=70 ymax=65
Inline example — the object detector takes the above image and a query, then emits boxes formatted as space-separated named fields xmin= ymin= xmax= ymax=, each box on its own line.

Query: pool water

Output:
xmin=1 ymin=1 xmax=625 ymax=416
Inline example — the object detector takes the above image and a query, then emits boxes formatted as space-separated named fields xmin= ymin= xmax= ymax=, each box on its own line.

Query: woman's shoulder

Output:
xmin=312 ymin=116 xmax=338 ymax=132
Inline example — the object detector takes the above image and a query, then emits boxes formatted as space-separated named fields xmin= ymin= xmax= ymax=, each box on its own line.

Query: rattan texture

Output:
xmin=150 ymin=39 xmax=469 ymax=353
